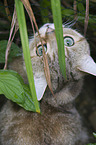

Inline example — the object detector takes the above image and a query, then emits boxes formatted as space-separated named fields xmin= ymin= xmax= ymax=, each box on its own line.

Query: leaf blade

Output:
xmin=15 ymin=0 xmax=40 ymax=113
xmin=0 ymin=40 xmax=22 ymax=63
xmin=0 ymin=70 xmax=36 ymax=111
xmin=51 ymin=0 xmax=66 ymax=79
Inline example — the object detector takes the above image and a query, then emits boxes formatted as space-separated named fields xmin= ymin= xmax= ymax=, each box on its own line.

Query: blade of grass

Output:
xmin=51 ymin=0 xmax=66 ymax=79
xmin=21 ymin=0 xmax=54 ymax=97
xmin=15 ymin=0 xmax=40 ymax=113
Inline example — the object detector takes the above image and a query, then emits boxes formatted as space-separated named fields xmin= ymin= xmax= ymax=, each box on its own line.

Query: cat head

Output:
xmin=24 ymin=23 xmax=96 ymax=101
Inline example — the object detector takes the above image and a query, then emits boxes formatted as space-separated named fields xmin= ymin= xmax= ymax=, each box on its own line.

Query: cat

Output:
xmin=0 ymin=23 xmax=96 ymax=145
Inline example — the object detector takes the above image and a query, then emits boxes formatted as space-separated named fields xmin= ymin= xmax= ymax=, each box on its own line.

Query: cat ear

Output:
xmin=77 ymin=55 xmax=96 ymax=76
xmin=39 ymin=23 xmax=55 ymax=37
xmin=34 ymin=74 xmax=47 ymax=101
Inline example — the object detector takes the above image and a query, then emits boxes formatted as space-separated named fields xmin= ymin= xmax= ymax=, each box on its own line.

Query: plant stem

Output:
xmin=15 ymin=0 xmax=40 ymax=113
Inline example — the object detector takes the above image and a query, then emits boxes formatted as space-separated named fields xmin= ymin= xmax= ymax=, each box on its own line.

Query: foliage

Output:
xmin=0 ymin=40 xmax=22 ymax=63
xmin=40 ymin=0 xmax=50 ymax=23
xmin=0 ymin=0 xmax=67 ymax=113
xmin=87 ymin=133 xmax=96 ymax=145
xmin=0 ymin=0 xmax=96 ymax=115
xmin=0 ymin=70 xmax=35 ymax=111
xmin=15 ymin=0 xmax=40 ymax=113
xmin=51 ymin=0 xmax=66 ymax=79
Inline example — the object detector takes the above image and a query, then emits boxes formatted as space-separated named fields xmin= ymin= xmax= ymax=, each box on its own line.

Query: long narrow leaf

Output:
xmin=51 ymin=0 xmax=66 ymax=79
xmin=15 ymin=0 xmax=40 ymax=113
xmin=20 ymin=0 xmax=54 ymax=98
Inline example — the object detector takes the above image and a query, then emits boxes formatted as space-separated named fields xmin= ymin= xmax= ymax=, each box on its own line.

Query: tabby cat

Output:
xmin=0 ymin=23 xmax=96 ymax=145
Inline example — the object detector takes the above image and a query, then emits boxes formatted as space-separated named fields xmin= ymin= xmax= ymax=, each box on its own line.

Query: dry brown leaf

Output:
xmin=4 ymin=8 xmax=19 ymax=69
xmin=43 ymin=47 xmax=55 ymax=97
xmin=73 ymin=0 xmax=77 ymax=21
xmin=84 ymin=0 xmax=89 ymax=36
xmin=21 ymin=0 xmax=36 ymax=35
xmin=21 ymin=0 xmax=54 ymax=97
xmin=4 ymin=0 xmax=12 ymax=21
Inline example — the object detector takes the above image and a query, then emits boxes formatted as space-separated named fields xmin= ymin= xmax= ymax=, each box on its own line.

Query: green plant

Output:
xmin=0 ymin=0 xmax=66 ymax=113
xmin=15 ymin=0 xmax=40 ymax=113
xmin=51 ymin=0 xmax=66 ymax=79
xmin=87 ymin=133 xmax=96 ymax=145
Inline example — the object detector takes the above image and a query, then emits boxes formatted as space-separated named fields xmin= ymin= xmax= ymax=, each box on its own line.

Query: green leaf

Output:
xmin=40 ymin=0 xmax=50 ymax=23
xmin=51 ymin=0 xmax=66 ymax=79
xmin=87 ymin=133 xmax=96 ymax=145
xmin=62 ymin=9 xmax=74 ymax=16
xmin=0 ymin=70 xmax=25 ymax=103
xmin=0 ymin=40 xmax=22 ymax=63
xmin=77 ymin=3 xmax=85 ymax=12
xmin=15 ymin=0 xmax=40 ymax=113
xmin=0 ymin=70 xmax=35 ymax=112
xmin=22 ymin=84 xmax=36 ymax=111
xmin=93 ymin=132 xmax=96 ymax=138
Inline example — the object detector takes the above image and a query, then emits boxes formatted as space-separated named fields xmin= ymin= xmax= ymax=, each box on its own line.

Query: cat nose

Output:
xmin=77 ymin=55 xmax=96 ymax=76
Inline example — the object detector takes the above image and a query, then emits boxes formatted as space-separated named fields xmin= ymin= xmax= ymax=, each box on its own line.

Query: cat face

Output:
xmin=24 ymin=23 xmax=96 ymax=100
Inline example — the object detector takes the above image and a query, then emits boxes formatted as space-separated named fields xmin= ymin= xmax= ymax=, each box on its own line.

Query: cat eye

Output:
xmin=64 ymin=36 xmax=74 ymax=47
xmin=36 ymin=44 xmax=47 ymax=56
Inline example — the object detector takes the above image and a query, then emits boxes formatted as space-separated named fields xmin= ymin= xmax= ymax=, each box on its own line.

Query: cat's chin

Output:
xmin=43 ymin=78 xmax=83 ymax=107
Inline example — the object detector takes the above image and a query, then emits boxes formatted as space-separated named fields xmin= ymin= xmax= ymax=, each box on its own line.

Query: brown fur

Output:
xmin=0 ymin=100 xmax=88 ymax=145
